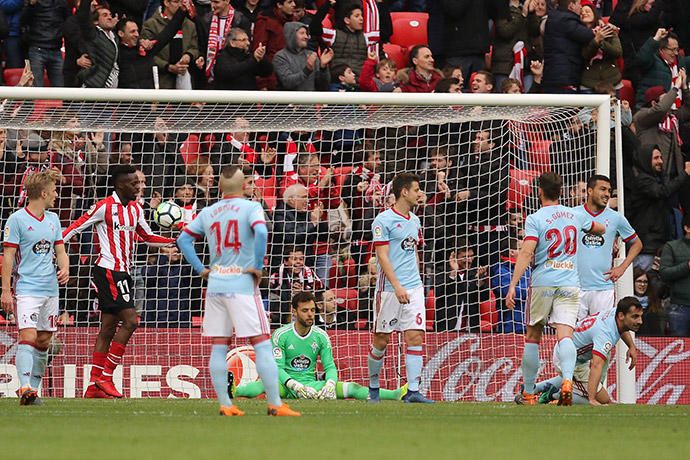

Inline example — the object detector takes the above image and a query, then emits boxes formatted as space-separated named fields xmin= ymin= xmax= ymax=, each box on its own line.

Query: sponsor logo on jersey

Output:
xmin=288 ymin=344 xmax=295 ymax=350
xmin=113 ymin=222 xmax=136 ymax=232
xmin=87 ymin=204 xmax=97 ymax=215
xmin=27 ymin=226 xmax=34 ymax=232
xmin=582 ymin=233 xmax=604 ymax=248
xmin=389 ymin=318 xmax=398 ymax=327
xmin=290 ymin=354 xmax=311 ymax=370
xmin=30 ymin=313 xmax=38 ymax=322
xmin=32 ymin=239 xmax=51 ymax=255
xmin=373 ymin=225 xmax=383 ymax=238
xmin=603 ymin=342 xmax=612 ymax=353
xmin=273 ymin=347 xmax=283 ymax=359
xmin=211 ymin=264 xmax=242 ymax=275
xmin=401 ymin=236 xmax=417 ymax=251
xmin=544 ymin=260 xmax=574 ymax=270
xmin=3 ymin=225 xmax=10 ymax=240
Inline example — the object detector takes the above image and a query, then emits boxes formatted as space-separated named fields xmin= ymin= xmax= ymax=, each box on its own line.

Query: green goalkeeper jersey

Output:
xmin=271 ymin=324 xmax=338 ymax=385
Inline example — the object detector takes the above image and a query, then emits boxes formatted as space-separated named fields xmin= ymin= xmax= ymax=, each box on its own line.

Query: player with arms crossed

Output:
xmin=368 ymin=172 xmax=432 ymax=403
xmin=535 ymin=297 xmax=643 ymax=405
xmin=63 ymin=165 xmax=175 ymax=398
xmin=2 ymin=171 xmax=69 ymax=405
xmin=231 ymin=291 xmax=407 ymax=401
xmin=507 ymin=172 xmax=605 ymax=406
xmin=177 ymin=166 xmax=299 ymax=417
xmin=573 ymin=175 xmax=643 ymax=320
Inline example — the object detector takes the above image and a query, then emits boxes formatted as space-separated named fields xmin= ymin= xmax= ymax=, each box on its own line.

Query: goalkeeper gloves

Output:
xmin=286 ymin=379 xmax=319 ymax=399
xmin=317 ymin=380 xmax=337 ymax=400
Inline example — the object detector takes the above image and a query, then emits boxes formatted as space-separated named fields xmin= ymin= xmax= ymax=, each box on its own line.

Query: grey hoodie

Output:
xmin=273 ymin=22 xmax=330 ymax=91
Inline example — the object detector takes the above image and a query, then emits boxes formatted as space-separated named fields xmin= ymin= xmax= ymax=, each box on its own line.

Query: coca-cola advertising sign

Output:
xmin=0 ymin=327 xmax=688 ymax=404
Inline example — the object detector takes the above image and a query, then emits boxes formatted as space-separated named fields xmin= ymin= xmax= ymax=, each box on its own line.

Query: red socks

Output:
xmin=100 ymin=342 xmax=126 ymax=381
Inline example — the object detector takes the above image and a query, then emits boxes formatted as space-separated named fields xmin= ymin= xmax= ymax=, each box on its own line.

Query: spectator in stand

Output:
xmin=359 ymin=50 xmax=400 ymax=92
xmin=64 ymin=0 xmax=101 ymax=87
xmin=568 ymin=179 xmax=587 ymax=207
xmin=213 ymin=27 xmax=272 ymax=89
xmin=13 ymin=132 xmax=52 ymax=209
xmin=310 ymin=1 xmax=367 ymax=77
xmin=269 ymin=246 xmax=323 ymax=326
xmin=142 ymin=0 xmax=200 ymax=89
xmin=542 ymin=0 xmax=595 ymax=94
xmin=629 ymin=144 xmax=690 ymax=271
xmin=252 ymin=0 xmax=296 ymax=90
xmin=579 ymin=1 xmax=622 ymax=93
xmin=271 ymin=183 xmax=326 ymax=267
xmin=329 ymin=64 xmax=357 ymax=92
xmin=144 ymin=246 xmax=193 ymax=327
xmin=116 ymin=10 xmax=190 ymax=89
xmin=471 ymin=70 xmax=495 ymax=93
xmin=500 ymin=78 xmax=522 ymax=94
xmin=187 ymin=158 xmax=215 ymax=210
xmin=434 ymin=239 xmax=489 ymax=332
xmin=22 ymin=0 xmax=70 ymax=87
xmin=551 ymin=114 xmax=596 ymax=181
xmin=76 ymin=1 xmax=120 ymax=88
xmin=435 ymin=78 xmax=462 ymax=93
xmin=231 ymin=0 xmax=262 ymax=37
xmin=341 ymin=145 xmax=383 ymax=270
xmin=460 ymin=127 xmax=510 ymax=267
xmin=428 ymin=0 xmax=508 ymax=76
xmin=492 ymin=0 xmax=530 ymax=92
xmin=525 ymin=0 xmax=548 ymax=61
xmin=280 ymin=152 xmax=341 ymax=209
xmin=491 ymin=238 xmax=529 ymax=334
xmin=197 ymin=0 xmax=249 ymax=86
xmin=634 ymin=266 xmax=667 ymax=336
xmin=634 ymin=77 xmax=690 ymax=215
xmin=610 ymin=0 xmax=663 ymax=87
xmin=241 ymin=166 xmax=272 ymax=229
xmin=398 ymin=45 xmax=443 ymax=93
xmin=636 ymin=28 xmax=688 ymax=109
xmin=1 ymin=0 xmax=24 ymax=69
xmin=659 ymin=213 xmax=690 ymax=337
xmin=274 ymin=22 xmax=333 ymax=90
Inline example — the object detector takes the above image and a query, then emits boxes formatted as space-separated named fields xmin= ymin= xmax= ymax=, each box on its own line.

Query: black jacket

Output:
xmin=213 ymin=45 xmax=272 ymax=90
xmin=428 ymin=0 xmax=508 ymax=61
xmin=542 ymin=8 xmax=594 ymax=88
xmin=22 ymin=0 xmax=69 ymax=49
xmin=117 ymin=10 xmax=187 ymax=89
xmin=62 ymin=13 xmax=83 ymax=87
xmin=628 ymin=144 xmax=690 ymax=255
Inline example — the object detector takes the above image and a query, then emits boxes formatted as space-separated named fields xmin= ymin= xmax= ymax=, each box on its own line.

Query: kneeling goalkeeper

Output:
xmin=231 ymin=291 xmax=405 ymax=401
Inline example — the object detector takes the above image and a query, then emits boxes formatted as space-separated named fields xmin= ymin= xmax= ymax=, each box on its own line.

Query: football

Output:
xmin=226 ymin=345 xmax=259 ymax=386
xmin=153 ymin=201 xmax=183 ymax=229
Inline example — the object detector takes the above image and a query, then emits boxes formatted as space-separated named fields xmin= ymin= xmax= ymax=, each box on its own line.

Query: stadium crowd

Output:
xmin=0 ymin=0 xmax=689 ymax=337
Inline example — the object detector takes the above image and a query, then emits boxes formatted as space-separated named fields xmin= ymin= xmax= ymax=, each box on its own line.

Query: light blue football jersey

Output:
xmin=573 ymin=205 xmax=637 ymax=291
xmin=524 ymin=204 xmax=594 ymax=287
xmin=573 ymin=308 xmax=621 ymax=365
xmin=371 ymin=208 xmax=423 ymax=292
xmin=183 ymin=197 xmax=266 ymax=295
xmin=2 ymin=208 xmax=62 ymax=297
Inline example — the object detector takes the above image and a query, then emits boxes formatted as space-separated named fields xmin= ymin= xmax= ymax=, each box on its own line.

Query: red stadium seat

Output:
xmin=619 ymin=79 xmax=635 ymax=109
xmin=3 ymin=68 xmax=51 ymax=87
xmin=529 ymin=139 xmax=551 ymax=173
xmin=332 ymin=288 xmax=359 ymax=311
xmin=28 ymin=99 xmax=62 ymax=122
xmin=507 ymin=169 xmax=539 ymax=210
xmin=425 ymin=288 xmax=435 ymax=331
xmin=389 ymin=12 xmax=429 ymax=49
xmin=479 ymin=291 xmax=498 ymax=332
xmin=382 ymin=43 xmax=407 ymax=70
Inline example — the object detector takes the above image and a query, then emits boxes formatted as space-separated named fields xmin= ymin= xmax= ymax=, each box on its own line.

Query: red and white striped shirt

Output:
xmin=63 ymin=192 xmax=174 ymax=273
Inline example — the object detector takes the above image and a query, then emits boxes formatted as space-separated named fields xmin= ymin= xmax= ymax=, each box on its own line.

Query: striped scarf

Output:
xmin=205 ymin=10 xmax=234 ymax=80
xmin=508 ymin=41 xmax=527 ymax=87
xmin=663 ymin=54 xmax=683 ymax=109
xmin=659 ymin=112 xmax=683 ymax=146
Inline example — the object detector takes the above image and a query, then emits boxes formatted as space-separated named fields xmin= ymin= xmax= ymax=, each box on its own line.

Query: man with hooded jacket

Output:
xmin=273 ymin=22 xmax=333 ymax=91
xmin=628 ymin=144 xmax=690 ymax=271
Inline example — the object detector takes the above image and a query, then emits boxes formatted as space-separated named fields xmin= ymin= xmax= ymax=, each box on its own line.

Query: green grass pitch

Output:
xmin=2 ymin=399 xmax=689 ymax=460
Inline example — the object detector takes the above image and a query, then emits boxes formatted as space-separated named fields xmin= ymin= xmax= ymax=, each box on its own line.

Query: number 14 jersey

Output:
xmin=524 ymin=204 xmax=594 ymax=288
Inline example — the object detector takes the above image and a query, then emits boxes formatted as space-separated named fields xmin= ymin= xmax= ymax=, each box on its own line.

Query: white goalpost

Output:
xmin=0 ymin=87 xmax=636 ymax=402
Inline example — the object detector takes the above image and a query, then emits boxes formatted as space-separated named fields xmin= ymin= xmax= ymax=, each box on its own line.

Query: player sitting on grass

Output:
xmin=2 ymin=170 xmax=69 ymax=405
xmin=530 ymin=297 xmax=642 ymax=406
xmin=230 ymin=291 xmax=407 ymax=401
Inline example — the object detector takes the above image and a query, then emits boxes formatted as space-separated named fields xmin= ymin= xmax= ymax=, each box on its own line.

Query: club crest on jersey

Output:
xmin=30 ymin=313 xmax=38 ymax=322
xmin=123 ymin=293 xmax=131 ymax=302
xmin=401 ymin=236 xmax=417 ymax=251
xmin=311 ymin=342 xmax=318 ymax=353
xmin=290 ymin=354 xmax=311 ymax=370
xmin=32 ymin=239 xmax=51 ymax=255
xmin=582 ymin=233 xmax=604 ymax=248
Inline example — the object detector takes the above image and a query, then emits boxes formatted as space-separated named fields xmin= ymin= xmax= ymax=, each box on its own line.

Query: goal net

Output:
xmin=0 ymin=88 xmax=626 ymax=402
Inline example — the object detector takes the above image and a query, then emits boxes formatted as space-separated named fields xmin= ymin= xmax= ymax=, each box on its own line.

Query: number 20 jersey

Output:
xmin=183 ymin=197 xmax=266 ymax=295
xmin=524 ymin=204 xmax=593 ymax=288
